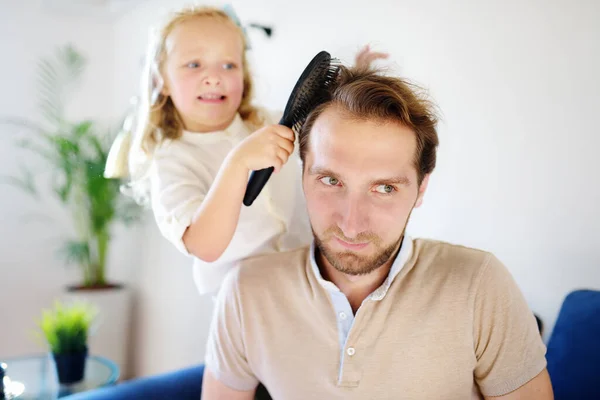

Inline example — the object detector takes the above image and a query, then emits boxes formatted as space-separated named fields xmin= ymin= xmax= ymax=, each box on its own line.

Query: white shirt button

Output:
xmin=339 ymin=312 xmax=347 ymax=320
xmin=347 ymin=347 xmax=355 ymax=356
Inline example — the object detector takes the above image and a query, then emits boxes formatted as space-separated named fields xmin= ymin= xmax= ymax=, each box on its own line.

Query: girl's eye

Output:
xmin=186 ymin=62 xmax=200 ymax=68
xmin=223 ymin=63 xmax=236 ymax=70
xmin=374 ymin=184 xmax=396 ymax=194
xmin=320 ymin=176 xmax=340 ymax=186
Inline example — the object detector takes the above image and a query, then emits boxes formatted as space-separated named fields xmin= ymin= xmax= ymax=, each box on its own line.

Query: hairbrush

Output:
xmin=243 ymin=51 xmax=340 ymax=206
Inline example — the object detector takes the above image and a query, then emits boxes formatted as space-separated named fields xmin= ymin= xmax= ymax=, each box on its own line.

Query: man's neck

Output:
xmin=317 ymin=244 xmax=401 ymax=314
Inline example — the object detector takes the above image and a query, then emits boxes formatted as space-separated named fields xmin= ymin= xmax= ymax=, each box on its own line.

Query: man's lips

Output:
xmin=334 ymin=237 xmax=369 ymax=250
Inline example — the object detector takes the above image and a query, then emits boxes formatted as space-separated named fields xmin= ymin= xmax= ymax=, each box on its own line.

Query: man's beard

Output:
xmin=313 ymin=226 xmax=403 ymax=276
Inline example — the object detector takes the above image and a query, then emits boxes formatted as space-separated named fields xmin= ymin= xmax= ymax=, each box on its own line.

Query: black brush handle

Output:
xmin=243 ymin=113 xmax=294 ymax=206
xmin=243 ymin=166 xmax=274 ymax=206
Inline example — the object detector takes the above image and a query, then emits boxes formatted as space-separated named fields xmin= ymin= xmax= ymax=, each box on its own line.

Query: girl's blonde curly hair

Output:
xmin=124 ymin=5 xmax=260 ymax=206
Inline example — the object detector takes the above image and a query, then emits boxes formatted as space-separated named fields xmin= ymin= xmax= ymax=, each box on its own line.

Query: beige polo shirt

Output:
xmin=204 ymin=237 xmax=547 ymax=399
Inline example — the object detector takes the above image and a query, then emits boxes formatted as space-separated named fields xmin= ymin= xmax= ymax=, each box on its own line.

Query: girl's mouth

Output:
xmin=198 ymin=94 xmax=226 ymax=103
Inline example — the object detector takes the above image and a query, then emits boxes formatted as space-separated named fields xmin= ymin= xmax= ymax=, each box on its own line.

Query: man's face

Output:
xmin=302 ymin=106 xmax=429 ymax=276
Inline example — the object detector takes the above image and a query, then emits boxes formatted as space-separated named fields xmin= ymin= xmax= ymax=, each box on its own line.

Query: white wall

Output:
xmin=2 ymin=0 xmax=599 ymax=380
xmin=0 ymin=0 xmax=143 ymax=364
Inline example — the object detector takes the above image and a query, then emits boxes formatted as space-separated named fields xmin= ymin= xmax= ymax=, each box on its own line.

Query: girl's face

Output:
xmin=161 ymin=17 xmax=245 ymax=132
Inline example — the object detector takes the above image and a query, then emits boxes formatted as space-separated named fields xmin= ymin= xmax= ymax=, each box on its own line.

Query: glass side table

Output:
xmin=1 ymin=353 xmax=119 ymax=399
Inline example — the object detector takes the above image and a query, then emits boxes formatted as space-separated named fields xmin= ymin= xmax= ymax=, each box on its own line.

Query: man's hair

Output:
xmin=298 ymin=66 xmax=440 ymax=185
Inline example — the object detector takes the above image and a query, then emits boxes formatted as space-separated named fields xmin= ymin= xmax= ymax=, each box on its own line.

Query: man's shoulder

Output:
xmin=225 ymin=246 xmax=311 ymax=290
xmin=412 ymin=237 xmax=499 ymax=277
xmin=414 ymin=237 xmax=492 ymax=258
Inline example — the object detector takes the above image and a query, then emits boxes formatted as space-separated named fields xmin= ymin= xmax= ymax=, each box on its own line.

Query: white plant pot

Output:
xmin=63 ymin=284 xmax=132 ymax=379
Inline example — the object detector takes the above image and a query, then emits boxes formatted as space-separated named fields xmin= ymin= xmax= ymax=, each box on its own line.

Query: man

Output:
xmin=202 ymin=66 xmax=553 ymax=399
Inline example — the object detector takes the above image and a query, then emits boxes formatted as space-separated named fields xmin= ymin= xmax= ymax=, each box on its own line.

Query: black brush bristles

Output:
xmin=288 ymin=63 xmax=340 ymax=135
xmin=243 ymin=51 xmax=341 ymax=207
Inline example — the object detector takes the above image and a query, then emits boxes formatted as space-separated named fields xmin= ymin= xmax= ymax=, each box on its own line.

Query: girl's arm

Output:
xmin=182 ymin=124 xmax=295 ymax=262
xmin=181 ymin=151 xmax=247 ymax=262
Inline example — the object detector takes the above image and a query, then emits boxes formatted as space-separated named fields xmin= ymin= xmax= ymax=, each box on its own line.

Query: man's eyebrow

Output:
xmin=369 ymin=175 xmax=412 ymax=187
xmin=307 ymin=166 xmax=338 ymax=177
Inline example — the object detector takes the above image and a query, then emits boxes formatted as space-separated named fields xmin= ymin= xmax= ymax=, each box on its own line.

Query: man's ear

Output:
xmin=414 ymin=174 xmax=430 ymax=208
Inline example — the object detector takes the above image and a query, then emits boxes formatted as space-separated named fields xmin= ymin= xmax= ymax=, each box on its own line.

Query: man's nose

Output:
xmin=336 ymin=194 xmax=368 ymax=239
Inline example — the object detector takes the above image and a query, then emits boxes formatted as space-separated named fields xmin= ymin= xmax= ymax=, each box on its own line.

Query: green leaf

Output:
xmin=52 ymin=135 xmax=80 ymax=156
xmin=16 ymin=139 xmax=57 ymax=165
xmin=0 ymin=164 xmax=39 ymax=197
xmin=86 ymin=134 xmax=107 ymax=161
xmin=0 ymin=173 xmax=38 ymax=197
xmin=58 ymin=240 xmax=90 ymax=267
xmin=34 ymin=45 xmax=87 ymax=126
xmin=73 ymin=120 xmax=93 ymax=138
xmin=85 ymin=160 xmax=119 ymax=233
xmin=37 ymin=59 xmax=58 ymax=83
xmin=116 ymin=197 xmax=143 ymax=225
xmin=53 ymin=173 xmax=73 ymax=203
xmin=36 ymin=60 xmax=63 ymax=124
xmin=0 ymin=117 xmax=48 ymax=136
xmin=38 ymin=99 xmax=62 ymax=126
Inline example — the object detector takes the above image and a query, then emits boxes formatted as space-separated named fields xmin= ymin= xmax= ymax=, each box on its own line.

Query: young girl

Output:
xmin=112 ymin=5 xmax=387 ymax=296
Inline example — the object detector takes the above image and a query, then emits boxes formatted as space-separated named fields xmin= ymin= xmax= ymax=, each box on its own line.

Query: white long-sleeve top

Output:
xmin=149 ymin=109 xmax=312 ymax=295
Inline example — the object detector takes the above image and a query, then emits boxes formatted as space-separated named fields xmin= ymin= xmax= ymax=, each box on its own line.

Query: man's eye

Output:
xmin=320 ymin=177 xmax=339 ymax=186
xmin=375 ymin=184 xmax=395 ymax=194
xmin=186 ymin=62 xmax=200 ymax=68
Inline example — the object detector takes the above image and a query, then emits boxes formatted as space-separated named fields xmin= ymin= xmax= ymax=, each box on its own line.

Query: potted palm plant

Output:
xmin=36 ymin=300 xmax=98 ymax=384
xmin=2 ymin=44 xmax=141 ymax=377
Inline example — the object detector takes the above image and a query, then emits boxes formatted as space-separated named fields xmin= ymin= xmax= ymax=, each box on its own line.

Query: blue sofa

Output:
xmin=65 ymin=364 xmax=206 ymax=400
xmin=546 ymin=289 xmax=600 ymax=399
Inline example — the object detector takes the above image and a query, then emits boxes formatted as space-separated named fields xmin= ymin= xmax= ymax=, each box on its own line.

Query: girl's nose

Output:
xmin=203 ymin=75 xmax=221 ymax=86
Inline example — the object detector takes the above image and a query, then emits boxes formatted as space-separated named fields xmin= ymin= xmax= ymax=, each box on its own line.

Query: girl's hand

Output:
xmin=230 ymin=124 xmax=295 ymax=173
xmin=355 ymin=45 xmax=389 ymax=69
